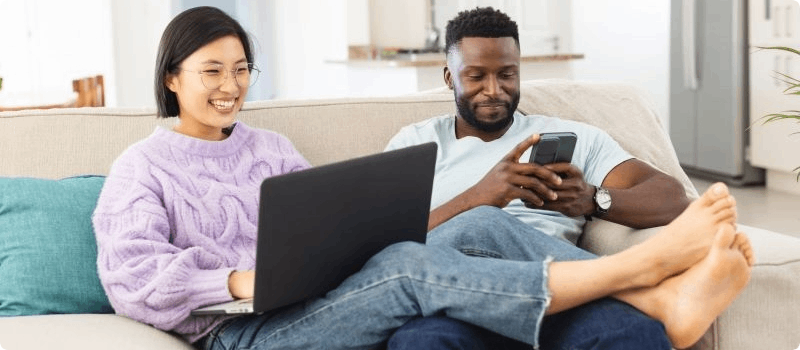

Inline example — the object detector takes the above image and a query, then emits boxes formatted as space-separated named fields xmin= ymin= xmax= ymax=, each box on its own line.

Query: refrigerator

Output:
xmin=670 ymin=0 xmax=765 ymax=185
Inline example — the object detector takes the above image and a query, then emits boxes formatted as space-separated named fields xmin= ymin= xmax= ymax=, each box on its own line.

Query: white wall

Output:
xmin=271 ymin=0 xmax=350 ymax=99
xmin=1 ymin=0 xmax=284 ymax=108
xmin=110 ymin=1 xmax=172 ymax=108
xmin=433 ymin=0 xmax=572 ymax=56
xmin=0 ymin=0 xmax=115 ymax=106
xmin=347 ymin=0 xmax=371 ymax=46
xmin=571 ymin=0 xmax=671 ymax=129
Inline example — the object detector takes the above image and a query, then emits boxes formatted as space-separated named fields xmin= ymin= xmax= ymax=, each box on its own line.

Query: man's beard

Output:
xmin=455 ymin=91 xmax=520 ymax=133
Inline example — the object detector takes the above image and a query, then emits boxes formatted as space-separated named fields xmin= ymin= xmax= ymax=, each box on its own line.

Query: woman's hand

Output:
xmin=228 ymin=270 xmax=255 ymax=299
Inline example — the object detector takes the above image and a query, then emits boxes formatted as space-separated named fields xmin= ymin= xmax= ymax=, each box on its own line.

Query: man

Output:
xmin=384 ymin=7 xmax=752 ymax=349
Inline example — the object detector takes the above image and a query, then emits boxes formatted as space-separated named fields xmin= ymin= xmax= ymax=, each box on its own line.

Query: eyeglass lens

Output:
xmin=200 ymin=64 xmax=259 ymax=89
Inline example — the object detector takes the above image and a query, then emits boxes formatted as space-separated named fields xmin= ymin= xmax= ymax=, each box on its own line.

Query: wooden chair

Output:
xmin=72 ymin=75 xmax=105 ymax=107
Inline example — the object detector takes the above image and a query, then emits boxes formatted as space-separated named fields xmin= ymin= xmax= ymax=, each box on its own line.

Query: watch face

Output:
xmin=597 ymin=188 xmax=612 ymax=210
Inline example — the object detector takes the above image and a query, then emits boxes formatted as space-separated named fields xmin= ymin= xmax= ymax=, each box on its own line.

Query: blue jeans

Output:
xmin=200 ymin=206 xmax=668 ymax=349
xmin=387 ymin=315 xmax=532 ymax=350
xmin=388 ymin=206 xmax=670 ymax=350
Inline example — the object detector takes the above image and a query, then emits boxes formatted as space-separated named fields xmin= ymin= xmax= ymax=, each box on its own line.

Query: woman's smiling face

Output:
xmin=167 ymin=35 xmax=249 ymax=141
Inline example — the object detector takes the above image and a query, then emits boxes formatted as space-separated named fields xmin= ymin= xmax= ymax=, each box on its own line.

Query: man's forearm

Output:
xmin=601 ymin=174 xmax=690 ymax=229
xmin=428 ymin=191 xmax=483 ymax=231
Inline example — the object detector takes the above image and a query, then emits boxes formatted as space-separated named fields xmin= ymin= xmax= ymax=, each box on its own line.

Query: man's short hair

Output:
xmin=445 ymin=7 xmax=519 ymax=55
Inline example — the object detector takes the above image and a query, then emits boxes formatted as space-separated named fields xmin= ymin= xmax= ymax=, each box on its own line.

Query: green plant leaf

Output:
xmin=756 ymin=46 xmax=800 ymax=56
xmin=775 ymin=71 xmax=800 ymax=85
xmin=770 ymin=72 xmax=800 ymax=97
xmin=761 ymin=113 xmax=800 ymax=124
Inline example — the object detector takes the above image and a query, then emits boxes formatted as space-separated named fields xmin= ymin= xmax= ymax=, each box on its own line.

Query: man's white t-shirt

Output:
xmin=385 ymin=112 xmax=633 ymax=245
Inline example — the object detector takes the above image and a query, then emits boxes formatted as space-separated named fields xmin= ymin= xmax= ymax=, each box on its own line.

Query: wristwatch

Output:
xmin=593 ymin=186 xmax=611 ymax=216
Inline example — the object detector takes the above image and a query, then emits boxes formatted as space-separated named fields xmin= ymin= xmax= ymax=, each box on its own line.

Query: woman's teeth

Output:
xmin=211 ymin=100 xmax=234 ymax=109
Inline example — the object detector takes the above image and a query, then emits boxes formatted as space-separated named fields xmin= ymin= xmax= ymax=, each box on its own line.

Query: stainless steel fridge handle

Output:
xmin=682 ymin=0 xmax=698 ymax=90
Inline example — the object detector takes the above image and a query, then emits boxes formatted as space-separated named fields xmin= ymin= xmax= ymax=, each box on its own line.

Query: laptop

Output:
xmin=192 ymin=142 xmax=437 ymax=315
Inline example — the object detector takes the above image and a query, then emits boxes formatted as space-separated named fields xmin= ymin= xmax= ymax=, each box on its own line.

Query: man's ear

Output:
xmin=444 ymin=66 xmax=454 ymax=90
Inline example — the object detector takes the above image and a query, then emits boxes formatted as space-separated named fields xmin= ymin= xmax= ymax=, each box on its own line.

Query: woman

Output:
xmin=93 ymin=6 xmax=753 ymax=350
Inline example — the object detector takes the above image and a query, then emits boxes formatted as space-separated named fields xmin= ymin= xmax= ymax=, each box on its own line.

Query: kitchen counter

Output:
xmin=329 ymin=53 xmax=584 ymax=68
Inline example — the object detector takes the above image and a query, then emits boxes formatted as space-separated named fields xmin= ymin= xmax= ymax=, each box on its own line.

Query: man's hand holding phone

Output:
xmin=462 ymin=134 xmax=563 ymax=209
xmin=459 ymin=132 xmax=594 ymax=218
xmin=523 ymin=132 xmax=595 ymax=217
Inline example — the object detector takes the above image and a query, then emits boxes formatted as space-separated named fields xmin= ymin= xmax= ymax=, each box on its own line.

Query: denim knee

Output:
xmin=427 ymin=206 xmax=595 ymax=262
xmin=426 ymin=206 xmax=529 ymax=259
xmin=450 ymin=205 xmax=511 ymax=227
xmin=365 ymin=241 xmax=439 ymax=276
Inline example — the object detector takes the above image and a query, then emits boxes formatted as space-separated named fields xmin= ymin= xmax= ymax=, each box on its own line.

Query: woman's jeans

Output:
xmin=200 ymin=206 xmax=670 ymax=350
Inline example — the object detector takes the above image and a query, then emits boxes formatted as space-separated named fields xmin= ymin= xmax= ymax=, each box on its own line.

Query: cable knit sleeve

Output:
xmin=92 ymin=149 xmax=234 ymax=334
xmin=271 ymin=132 xmax=312 ymax=173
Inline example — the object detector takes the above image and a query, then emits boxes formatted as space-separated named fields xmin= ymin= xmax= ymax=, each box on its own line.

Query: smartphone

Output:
xmin=528 ymin=132 xmax=577 ymax=165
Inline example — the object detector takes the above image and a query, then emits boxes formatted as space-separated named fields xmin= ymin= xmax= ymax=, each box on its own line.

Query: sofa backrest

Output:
xmin=0 ymin=95 xmax=454 ymax=179
xmin=237 ymin=95 xmax=456 ymax=167
xmin=0 ymin=79 xmax=697 ymax=199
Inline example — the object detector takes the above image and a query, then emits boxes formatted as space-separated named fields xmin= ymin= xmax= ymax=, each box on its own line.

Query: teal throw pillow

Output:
xmin=0 ymin=176 xmax=114 ymax=315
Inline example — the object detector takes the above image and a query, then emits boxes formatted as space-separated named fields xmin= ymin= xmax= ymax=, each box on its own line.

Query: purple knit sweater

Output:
xmin=92 ymin=122 xmax=310 ymax=342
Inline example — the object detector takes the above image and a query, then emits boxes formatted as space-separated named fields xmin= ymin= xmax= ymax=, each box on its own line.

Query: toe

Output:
xmin=709 ymin=195 xmax=737 ymax=214
xmin=713 ymin=225 xmax=736 ymax=249
xmin=713 ymin=208 xmax=737 ymax=224
xmin=700 ymin=183 xmax=730 ymax=205
xmin=732 ymin=233 xmax=756 ymax=266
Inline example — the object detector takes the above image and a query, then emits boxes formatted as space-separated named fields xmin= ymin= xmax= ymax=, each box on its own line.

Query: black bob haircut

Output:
xmin=154 ymin=6 xmax=254 ymax=118
xmin=445 ymin=7 xmax=519 ymax=56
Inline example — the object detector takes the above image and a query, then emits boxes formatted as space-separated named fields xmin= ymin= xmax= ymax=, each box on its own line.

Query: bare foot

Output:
xmin=733 ymin=232 xmax=756 ymax=267
xmin=631 ymin=182 xmax=737 ymax=285
xmin=654 ymin=225 xmax=752 ymax=349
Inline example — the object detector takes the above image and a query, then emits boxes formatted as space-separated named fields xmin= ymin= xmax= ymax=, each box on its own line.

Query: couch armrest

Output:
xmin=713 ymin=224 xmax=800 ymax=350
xmin=578 ymin=222 xmax=800 ymax=350
xmin=0 ymin=314 xmax=195 ymax=350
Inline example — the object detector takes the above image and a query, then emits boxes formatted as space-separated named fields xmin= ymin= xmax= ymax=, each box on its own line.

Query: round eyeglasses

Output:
xmin=181 ymin=63 xmax=260 ymax=90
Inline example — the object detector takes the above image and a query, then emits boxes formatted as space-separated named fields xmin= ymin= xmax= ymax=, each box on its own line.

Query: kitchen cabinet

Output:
xmin=750 ymin=0 xmax=800 ymax=47
xmin=749 ymin=0 xmax=800 ymax=194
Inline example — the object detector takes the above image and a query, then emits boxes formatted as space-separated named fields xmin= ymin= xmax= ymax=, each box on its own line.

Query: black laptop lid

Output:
xmin=253 ymin=142 xmax=437 ymax=313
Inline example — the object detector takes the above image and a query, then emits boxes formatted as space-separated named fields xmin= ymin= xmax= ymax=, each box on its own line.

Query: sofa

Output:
xmin=1 ymin=79 xmax=798 ymax=350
